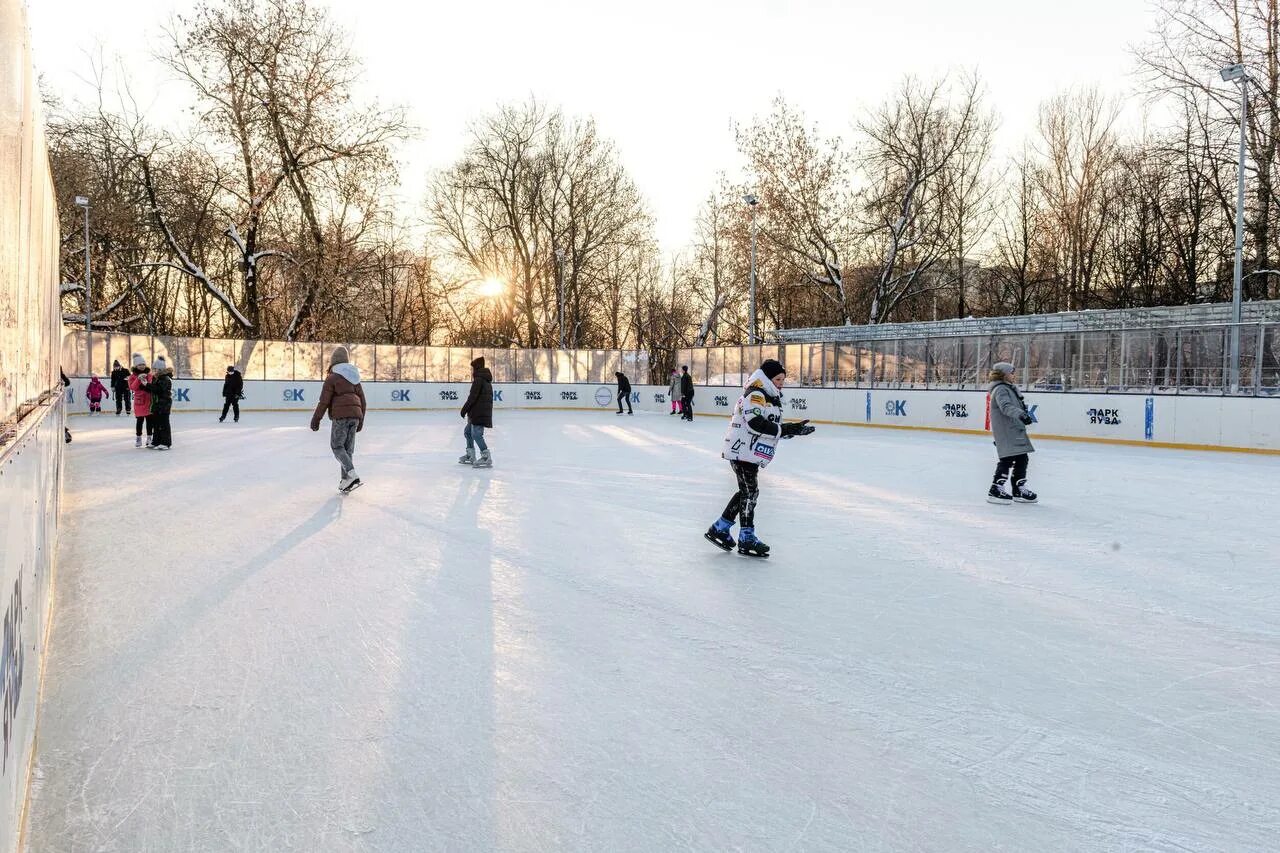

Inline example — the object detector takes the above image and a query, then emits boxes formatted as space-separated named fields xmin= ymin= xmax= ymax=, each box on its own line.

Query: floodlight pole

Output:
xmin=76 ymin=196 xmax=91 ymax=371
xmin=745 ymin=194 xmax=759 ymax=345
xmin=555 ymin=248 xmax=566 ymax=350
xmin=1222 ymin=64 xmax=1249 ymax=391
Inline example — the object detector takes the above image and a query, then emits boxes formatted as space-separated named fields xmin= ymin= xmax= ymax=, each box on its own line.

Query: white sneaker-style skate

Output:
xmin=135 ymin=436 xmax=142 ymax=448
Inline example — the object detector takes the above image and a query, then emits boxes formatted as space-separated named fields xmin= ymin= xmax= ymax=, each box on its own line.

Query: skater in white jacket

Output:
xmin=704 ymin=359 xmax=815 ymax=557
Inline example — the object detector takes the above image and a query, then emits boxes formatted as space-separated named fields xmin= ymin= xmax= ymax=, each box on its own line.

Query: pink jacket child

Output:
xmin=128 ymin=365 xmax=154 ymax=446
xmin=85 ymin=376 xmax=109 ymax=413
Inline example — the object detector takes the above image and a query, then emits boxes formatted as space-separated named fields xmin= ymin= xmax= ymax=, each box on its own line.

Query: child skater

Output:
xmin=704 ymin=359 xmax=815 ymax=557
xmin=986 ymin=361 xmax=1038 ymax=505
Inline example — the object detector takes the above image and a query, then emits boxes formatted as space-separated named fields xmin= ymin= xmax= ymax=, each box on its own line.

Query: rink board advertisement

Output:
xmin=0 ymin=400 xmax=62 ymax=849
xmin=64 ymin=378 xmax=1280 ymax=452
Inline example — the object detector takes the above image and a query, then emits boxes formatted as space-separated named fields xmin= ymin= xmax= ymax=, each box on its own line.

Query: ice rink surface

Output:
xmin=25 ymin=408 xmax=1280 ymax=851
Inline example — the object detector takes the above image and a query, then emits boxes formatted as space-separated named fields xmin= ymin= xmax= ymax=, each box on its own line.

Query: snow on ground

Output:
xmin=25 ymin=409 xmax=1280 ymax=851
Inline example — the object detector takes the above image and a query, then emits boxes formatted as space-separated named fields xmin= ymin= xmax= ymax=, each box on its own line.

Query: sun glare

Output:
xmin=477 ymin=277 xmax=506 ymax=298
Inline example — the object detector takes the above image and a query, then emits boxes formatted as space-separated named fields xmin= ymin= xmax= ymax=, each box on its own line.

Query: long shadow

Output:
xmin=92 ymin=495 xmax=344 ymax=689
xmin=373 ymin=474 xmax=497 ymax=847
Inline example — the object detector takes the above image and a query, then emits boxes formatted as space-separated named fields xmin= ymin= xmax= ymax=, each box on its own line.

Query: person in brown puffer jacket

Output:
xmin=310 ymin=346 xmax=367 ymax=492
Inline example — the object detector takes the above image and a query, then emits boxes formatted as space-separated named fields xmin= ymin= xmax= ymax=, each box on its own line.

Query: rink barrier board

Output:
xmin=0 ymin=398 xmax=62 ymax=852
xmin=65 ymin=379 xmax=1280 ymax=453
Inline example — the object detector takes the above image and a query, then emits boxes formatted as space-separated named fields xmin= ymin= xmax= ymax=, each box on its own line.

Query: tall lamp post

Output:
xmin=75 ymin=195 xmax=91 ymax=372
xmin=1221 ymin=62 xmax=1249 ymax=391
xmin=744 ymin=194 xmax=759 ymax=345
xmin=554 ymin=248 xmax=566 ymax=349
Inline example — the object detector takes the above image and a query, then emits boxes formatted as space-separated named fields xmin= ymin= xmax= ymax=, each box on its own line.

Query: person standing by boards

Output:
xmin=615 ymin=371 xmax=633 ymax=415
xmin=668 ymin=369 xmax=682 ymax=416
xmin=459 ymin=357 xmax=494 ymax=468
xmin=986 ymin=361 xmax=1038 ymax=505
xmin=705 ymin=359 xmax=815 ymax=557
xmin=110 ymin=360 xmax=131 ymax=416
xmin=220 ymin=365 xmax=243 ymax=423
xmin=680 ymin=365 xmax=695 ymax=422
xmin=310 ymin=346 xmax=367 ymax=493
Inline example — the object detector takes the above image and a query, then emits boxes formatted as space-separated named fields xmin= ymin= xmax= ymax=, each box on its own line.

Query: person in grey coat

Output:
xmin=987 ymin=361 xmax=1038 ymax=504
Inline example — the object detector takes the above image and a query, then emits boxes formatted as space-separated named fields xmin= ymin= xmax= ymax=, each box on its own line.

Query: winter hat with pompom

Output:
xmin=132 ymin=353 xmax=147 ymax=368
xmin=152 ymin=356 xmax=168 ymax=372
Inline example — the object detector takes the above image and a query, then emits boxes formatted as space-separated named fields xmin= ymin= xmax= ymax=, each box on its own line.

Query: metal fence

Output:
xmin=679 ymin=322 xmax=1280 ymax=395
xmin=61 ymin=331 xmax=653 ymax=385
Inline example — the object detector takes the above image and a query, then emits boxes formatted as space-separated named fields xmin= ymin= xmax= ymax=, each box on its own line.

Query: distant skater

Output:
xmin=110 ymin=360 xmax=131 ymax=415
xmin=459 ymin=357 xmax=493 ymax=468
xmin=128 ymin=355 xmax=153 ymax=448
xmin=615 ymin=371 xmax=633 ymax=415
xmin=85 ymin=376 xmax=108 ymax=414
xmin=986 ymin=361 xmax=1038 ymax=505
xmin=680 ymin=365 xmax=694 ymax=421
xmin=704 ymin=359 xmax=814 ymax=557
xmin=668 ymin=369 xmax=682 ymax=416
xmin=141 ymin=357 xmax=174 ymax=450
xmin=310 ymin=346 xmax=367 ymax=493
xmin=220 ymin=365 xmax=243 ymax=423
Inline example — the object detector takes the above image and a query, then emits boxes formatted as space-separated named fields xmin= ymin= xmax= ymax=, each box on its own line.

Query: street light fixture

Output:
xmin=74 ymin=196 xmax=91 ymax=372
xmin=744 ymin=194 xmax=759 ymax=345
xmin=1221 ymin=63 xmax=1249 ymax=390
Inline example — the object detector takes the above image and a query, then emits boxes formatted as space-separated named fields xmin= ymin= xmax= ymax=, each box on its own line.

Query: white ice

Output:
xmin=25 ymin=409 xmax=1280 ymax=851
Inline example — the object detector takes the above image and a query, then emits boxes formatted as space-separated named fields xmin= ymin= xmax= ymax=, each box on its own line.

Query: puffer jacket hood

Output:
xmin=332 ymin=362 xmax=361 ymax=386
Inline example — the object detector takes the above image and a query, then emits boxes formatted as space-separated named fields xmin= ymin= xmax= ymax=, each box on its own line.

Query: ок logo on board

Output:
xmin=884 ymin=400 xmax=907 ymax=416
xmin=283 ymin=389 xmax=305 ymax=402
xmin=391 ymin=389 xmax=412 ymax=402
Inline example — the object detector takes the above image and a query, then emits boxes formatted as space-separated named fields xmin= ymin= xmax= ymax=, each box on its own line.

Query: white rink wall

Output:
xmin=0 ymin=402 xmax=62 ymax=851
xmin=65 ymin=377 xmax=1280 ymax=452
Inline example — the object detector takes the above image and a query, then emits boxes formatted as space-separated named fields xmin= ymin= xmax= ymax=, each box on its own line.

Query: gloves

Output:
xmin=1019 ymin=414 xmax=1034 ymax=425
xmin=780 ymin=419 xmax=815 ymax=439
xmin=310 ymin=424 xmax=319 ymax=432
xmin=460 ymin=409 xmax=467 ymax=419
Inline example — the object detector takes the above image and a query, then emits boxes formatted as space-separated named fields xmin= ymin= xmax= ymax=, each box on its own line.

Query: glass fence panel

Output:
xmin=1262 ymin=327 xmax=1280 ymax=393
xmin=1177 ymin=328 xmax=1226 ymax=392
xmin=294 ymin=343 xmax=321 ymax=380
xmin=446 ymin=348 xmax=471 ymax=382
xmin=591 ymin=350 xmax=619 ymax=383
xmin=690 ymin=348 xmax=707 ymax=384
xmin=738 ymin=345 xmax=761 ymax=380
xmin=722 ymin=346 xmax=742 ymax=387
xmin=234 ymin=339 xmax=265 ymax=380
xmin=129 ymin=335 xmax=153 ymax=369
xmin=205 ymin=338 xmax=235 ymax=379
xmin=801 ymin=344 xmax=823 ymax=387
xmin=424 ymin=347 xmax=448 ymax=382
xmin=154 ymin=336 xmax=192 ymax=378
xmin=399 ymin=346 xmax=425 ymax=382
xmin=373 ymin=345 xmax=399 ymax=381
xmin=900 ymin=340 xmax=927 ymax=387
xmin=706 ymin=347 xmax=725 ymax=385
xmin=105 ymin=333 xmax=131 ymax=374
xmin=265 ymin=341 xmax=293 ymax=380
xmin=1026 ymin=334 xmax=1064 ymax=390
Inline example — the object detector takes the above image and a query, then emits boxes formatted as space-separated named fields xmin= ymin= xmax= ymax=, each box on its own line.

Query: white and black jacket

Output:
xmin=721 ymin=370 xmax=783 ymax=468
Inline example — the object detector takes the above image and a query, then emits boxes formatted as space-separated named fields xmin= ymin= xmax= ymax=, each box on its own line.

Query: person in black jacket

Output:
xmin=459 ymin=357 xmax=494 ymax=468
xmin=220 ymin=365 xmax=244 ymax=423
xmin=110 ymin=360 xmax=131 ymax=415
xmin=142 ymin=356 xmax=174 ymax=450
xmin=615 ymin=371 xmax=632 ymax=415
xmin=680 ymin=365 xmax=695 ymax=421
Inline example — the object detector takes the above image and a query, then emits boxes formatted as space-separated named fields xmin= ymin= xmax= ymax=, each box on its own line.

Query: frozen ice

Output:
xmin=25 ymin=410 xmax=1280 ymax=851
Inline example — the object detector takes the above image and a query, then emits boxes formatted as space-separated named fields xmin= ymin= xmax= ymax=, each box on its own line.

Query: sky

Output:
xmin=28 ymin=0 xmax=1160 ymax=253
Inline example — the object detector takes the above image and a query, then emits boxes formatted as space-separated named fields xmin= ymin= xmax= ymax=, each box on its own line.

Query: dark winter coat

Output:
xmin=110 ymin=366 xmax=130 ymax=393
xmin=989 ymin=380 xmax=1035 ymax=458
xmin=143 ymin=371 xmax=174 ymax=415
xmin=615 ymin=372 xmax=631 ymax=394
xmin=222 ymin=369 xmax=244 ymax=399
xmin=680 ymin=372 xmax=694 ymax=398
xmin=311 ymin=364 xmax=366 ymax=429
xmin=462 ymin=364 xmax=494 ymax=428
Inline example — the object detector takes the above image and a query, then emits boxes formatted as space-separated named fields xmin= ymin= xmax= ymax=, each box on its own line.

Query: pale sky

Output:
xmin=28 ymin=0 xmax=1159 ymax=252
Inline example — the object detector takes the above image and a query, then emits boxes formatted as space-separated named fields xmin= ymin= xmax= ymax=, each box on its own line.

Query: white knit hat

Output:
xmin=132 ymin=352 xmax=147 ymax=368
xmin=152 ymin=356 xmax=168 ymax=372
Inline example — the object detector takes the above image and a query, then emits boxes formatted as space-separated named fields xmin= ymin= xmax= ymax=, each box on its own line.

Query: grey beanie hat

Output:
xmin=132 ymin=352 xmax=147 ymax=368
xmin=329 ymin=346 xmax=350 ymax=367
xmin=152 ymin=355 xmax=168 ymax=372
xmin=992 ymin=361 xmax=1016 ymax=376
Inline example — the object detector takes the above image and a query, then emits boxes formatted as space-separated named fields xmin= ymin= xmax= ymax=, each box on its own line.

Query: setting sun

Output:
xmin=476 ymin=277 xmax=505 ymax=298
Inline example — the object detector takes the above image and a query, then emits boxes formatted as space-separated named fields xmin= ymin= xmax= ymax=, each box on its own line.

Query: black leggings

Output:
xmin=135 ymin=415 xmax=153 ymax=437
xmin=617 ymin=390 xmax=632 ymax=413
xmin=721 ymin=461 xmax=761 ymax=529
xmin=682 ymin=395 xmax=694 ymax=420
xmin=116 ymin=390 xmax=131 ymax=414
xmin=993 ymin=453 xmax=1029 ymax=485
xmin=221 ymin=398 xmax=240 ymax=421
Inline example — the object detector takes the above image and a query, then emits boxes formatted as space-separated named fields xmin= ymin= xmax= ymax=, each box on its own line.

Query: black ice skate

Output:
xmin=340 ymin=476 xmax=363 ymax=494
xmin=704 ymin=524 xmax=735 ymax=552
xmin=1013 ymin=479 xmax=1038 ymax=504
xmin=987 ymin=479 xmax=1013 ymax=505
xmin=737 ymin=530 xmax=770 ymax=558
